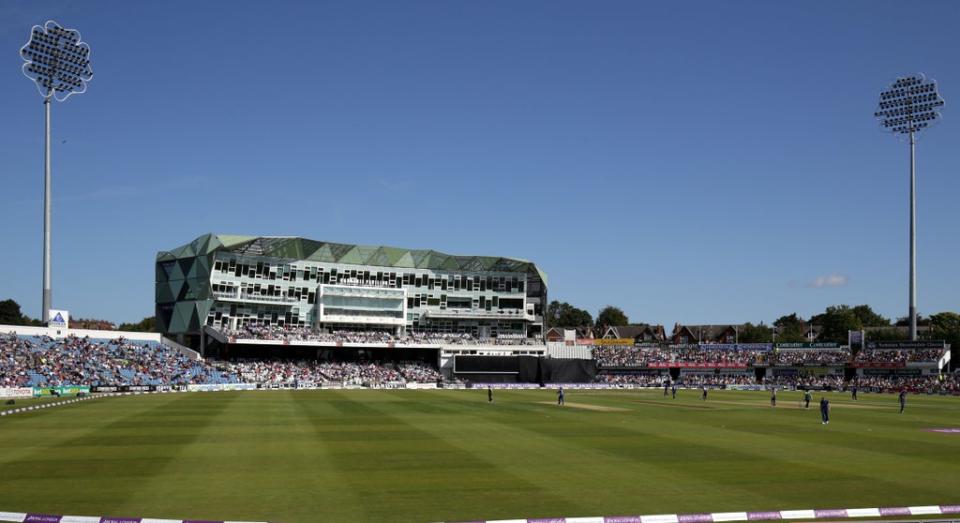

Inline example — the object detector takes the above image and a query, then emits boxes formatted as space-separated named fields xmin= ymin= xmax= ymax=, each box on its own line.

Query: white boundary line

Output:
xmin=0 ymin=396 xmax=95 ymax=417
xmin=468 ymin=504 xmax=960 ymax=523
xmin=0 ymin=512 xmax=266 ymax=523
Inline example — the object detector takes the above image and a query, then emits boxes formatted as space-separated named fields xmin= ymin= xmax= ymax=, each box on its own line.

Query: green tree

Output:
xmin=0 ymin=299 xmax=41 ymax=326
xmin=738 ymin=322 xmax=773 ymax=343
xmin=546 ymin=301 xmax=563 ymax=327
xmin=71 ymin=318 xmax=116 ymax=330
xmin=816 ymin=305 xmax=863 ymax=342
xmin=546 ymin=302 xmax=593 ymax=328
xmin=0 ymin=299 xmax=24 ymax=325
xmin=895 ymin=314 xmax=931 ymax=327
xmin=926 ymin=312 xmax=960 ymax=348
xmin=928 ymin=312 xmax=960 ymax=332
xmin=851 ymin=304 xmax=890 ymax=327
xmin=773 ymin=313 xmax=807 ymax=343
xmin=118 ymin=316 xmax=157 ymax=333
xmin=568 ymin=308 xmax=593 ymax=328
xmin=865 ymin=327 xmax=908 ymax=341
xmin=596 ymin=306 xmax=628 ymax=327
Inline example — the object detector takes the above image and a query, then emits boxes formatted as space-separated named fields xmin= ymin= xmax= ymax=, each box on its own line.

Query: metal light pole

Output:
xmin=43 ymin=90 xmax=51 ymax=322
xmin=20 ymin=20 xmax=93 ymax=323
xmin=874 ymin=74 xmax=944 ymax=341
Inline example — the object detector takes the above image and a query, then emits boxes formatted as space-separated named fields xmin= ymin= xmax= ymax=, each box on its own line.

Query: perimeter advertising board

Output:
xmin=33 ymin=386 xmax=90 ymax=396
xmin=700 ymin=343 xmax=772 ymax=350
xmin=594 ymin=338 xmax=635 ymax=346
xmin=0 ymin=387 xmax=34 ymax=398
xmin=867 ymin=341 xmax=945 ymax=350
xmin=47 ymin=309 xmax=69 ymax=329
xmin=775 ymin=342 xmax=843 ymax=349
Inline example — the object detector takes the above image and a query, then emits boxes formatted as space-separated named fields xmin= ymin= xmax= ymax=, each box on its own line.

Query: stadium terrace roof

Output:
xmin=157 ymin=234 xmax=547 ymax=284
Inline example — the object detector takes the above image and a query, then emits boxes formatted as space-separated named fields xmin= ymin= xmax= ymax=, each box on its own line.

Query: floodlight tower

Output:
xmin=20 ymin=21 xmax=93 ymax=323
xmin=874 ymin=74 xmax=945 ymax=341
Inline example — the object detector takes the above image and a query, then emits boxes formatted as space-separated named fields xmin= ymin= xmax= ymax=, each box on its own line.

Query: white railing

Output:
xmin=425 ymin=309 xmax=532 ymax=320
xmin=215 ymin=290 xmax=300 ymax=304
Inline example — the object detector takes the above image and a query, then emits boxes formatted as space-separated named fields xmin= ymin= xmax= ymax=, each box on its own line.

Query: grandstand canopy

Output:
xmin=158 ymin=234 xmax=547 ymax=283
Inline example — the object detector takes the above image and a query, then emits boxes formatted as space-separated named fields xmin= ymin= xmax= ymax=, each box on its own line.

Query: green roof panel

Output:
xmin=159 ymin=234 xmax=546 ymax=286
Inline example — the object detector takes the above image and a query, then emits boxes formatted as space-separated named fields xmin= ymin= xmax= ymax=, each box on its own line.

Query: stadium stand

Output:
xmin=647 ymin=347 xmax=768 ymax=366
xmin=1 ymin=332 xmax=446 ymax=388
xmin=230 ymin=360 xmax=441 ymax=386
xmin=676 ymin=374 xmax=756 ymax=387
xmin=219 ymin=325 xmax=541 ymax=346
xmin=594 ymin=345 xmax=768 ymax=368
xmin=2 ymin=329 xmax=954 ymax=394
xmin=762 ymin=375 xmax=846 ymax=390
xmin=772 ymin=350 xmax=850 ymax=365
xmin=942 ymin=373 xmax=960 ymax=393
xmin=850 ymin=374 xmax=950 ymax=392
xmin=0 ymin=333 xmax=238 ymax=387
xmin=592 ymin=346 xmax=652 ymax=367
xmin=593 ymin=373 xmax=668 ymax=386
xmin=854 ymin=348 xmax=945 ymax=364
xmin=397 ymin=362 xmax=443 ymax=383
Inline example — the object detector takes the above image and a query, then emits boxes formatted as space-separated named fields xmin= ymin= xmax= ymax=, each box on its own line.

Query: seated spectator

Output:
xmin=218 ymin=325 xmax=542 ymax=346
xmin=593 ymin=345 xmax=768 ymax=367
xmin=772 ymin=350 xmax=850 ymax=366
xmin=0 ymin=333 xmax=240 ymax=387
xmin=854 ymin=348 xmax=945 ymax=364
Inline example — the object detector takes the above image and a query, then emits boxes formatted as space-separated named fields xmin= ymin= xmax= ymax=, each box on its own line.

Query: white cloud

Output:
xmin=807 ymin=273 xmax=849 ymax=288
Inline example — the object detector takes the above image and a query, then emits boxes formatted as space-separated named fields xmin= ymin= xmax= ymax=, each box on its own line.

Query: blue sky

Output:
xmin=1 ymin=1 xmax=958 ymax=326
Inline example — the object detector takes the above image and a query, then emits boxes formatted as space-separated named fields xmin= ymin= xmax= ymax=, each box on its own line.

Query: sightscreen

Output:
xmin=454 ymin=356 xmax=520 ymax=374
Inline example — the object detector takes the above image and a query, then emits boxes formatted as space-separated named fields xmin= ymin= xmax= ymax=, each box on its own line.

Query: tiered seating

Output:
xmin=773 ymin=350 xmax=850 ymax=365
xmin=594 ymin=346 xmax=767 ymax=367
xmin=855 ymin=349 xmax=945 ymax=365
xmin=218 ymin=325 xmax=542 ymax=346
xmin=0 ymin=334 xmax=239 ymax=387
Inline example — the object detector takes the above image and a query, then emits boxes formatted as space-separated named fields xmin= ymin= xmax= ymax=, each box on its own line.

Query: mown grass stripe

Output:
xmin=1 ymin=390 xmax=959 ymax=523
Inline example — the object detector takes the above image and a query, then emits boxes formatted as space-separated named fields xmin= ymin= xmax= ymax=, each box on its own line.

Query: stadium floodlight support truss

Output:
xmin=874 ymin=74 xmax=945 ymax=341
xmin=19 ymin=20 xmax=93 ymax=323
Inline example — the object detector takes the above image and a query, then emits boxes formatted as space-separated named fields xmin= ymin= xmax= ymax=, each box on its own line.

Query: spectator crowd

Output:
xmin=230 ymin=360 xmax=442 ymax=386
xmin=221 ymin=325 xmax=540 ymax=346
xmin=674 ymin=374 xmax=755 ymax=387
xmin=848 ymin=375 xmax=954 ymax=392
xmin=3 ymin=332 xmax=956 ymax=395
xmin=594 ymin=346 xmax=945 ymax=368
xmin=1 ymin=333 xmax=238 ymax=388
xmin=772 ymin=350 xmax=850 ymax=366
xmin=1 ymin=333 xmax=444 ymax=389
xmin=763 ymin=375 xmax=846 ymax=390
xmin=592 ymin=369 xmax=960 ymax=393
xmin=594 ymin=373 xmax=668 ymax=386
xmin=594 ymin=346 xmax=768 ymax=367
xmin=854 ymin=349 xmax=945 ymax=365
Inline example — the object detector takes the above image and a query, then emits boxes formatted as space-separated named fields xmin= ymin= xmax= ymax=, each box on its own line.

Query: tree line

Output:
xmin=545 ymin=300 xmax=960 ymax=347
xmin=0 ymin=299 xmax=155 ymax=332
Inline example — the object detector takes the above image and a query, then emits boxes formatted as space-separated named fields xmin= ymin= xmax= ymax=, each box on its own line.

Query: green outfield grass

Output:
xmin=0 ymin=389 xmax=958 ymax=522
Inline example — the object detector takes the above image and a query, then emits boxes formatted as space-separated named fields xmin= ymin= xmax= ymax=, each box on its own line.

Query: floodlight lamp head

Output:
xmin=875 ymin=73 xmax=945 ymax=136
xmin=20 ymin=20 xmax=93 ymax=102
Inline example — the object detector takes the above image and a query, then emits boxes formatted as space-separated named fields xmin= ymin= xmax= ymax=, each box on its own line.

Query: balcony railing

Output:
xmin=424 ymin=308 xmax=533 ymax=320
xmin=214 ymin=290 xmax=300 ymax=304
